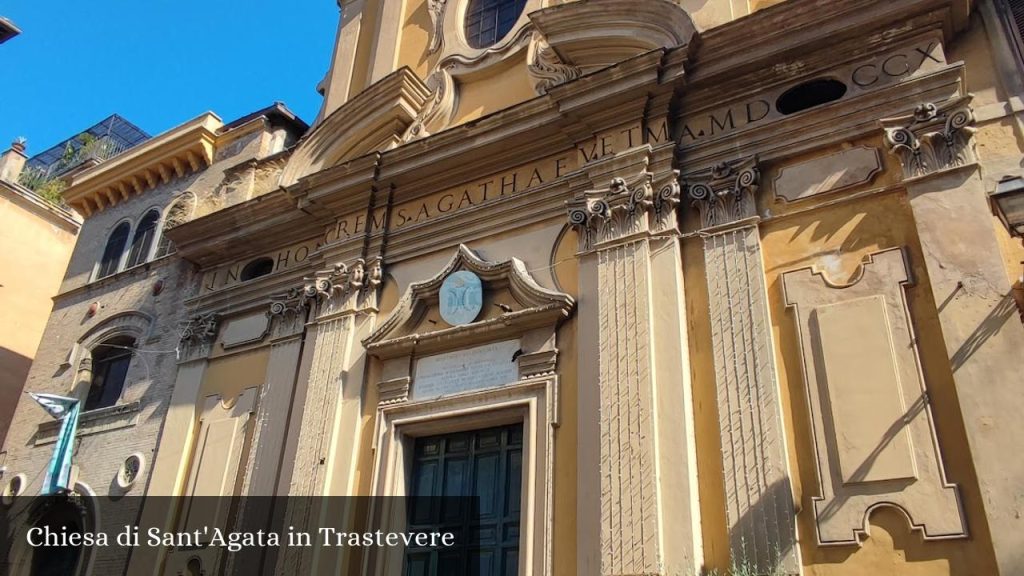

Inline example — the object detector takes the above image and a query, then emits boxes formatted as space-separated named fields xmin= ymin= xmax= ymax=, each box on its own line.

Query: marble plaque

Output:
xmin=413 ymin=340 xmax=520 ymax=401
xmin=440 ymin=271 xmax=483 ymax=326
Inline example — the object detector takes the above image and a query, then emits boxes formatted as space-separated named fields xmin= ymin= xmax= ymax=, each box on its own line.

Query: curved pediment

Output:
xmin=280 ymin=68 xmax=432 ymax=186
xmin=364 ymin=245 xmax=574 ymax=357
xmin=529 ymin=0 xmax=698 ymax=73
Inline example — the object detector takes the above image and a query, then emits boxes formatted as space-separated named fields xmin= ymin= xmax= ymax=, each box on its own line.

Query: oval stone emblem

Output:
xmin=440 ymin=271 xmax=483 ymax=326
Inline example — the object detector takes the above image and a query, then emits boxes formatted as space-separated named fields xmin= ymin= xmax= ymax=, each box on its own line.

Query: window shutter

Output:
xmin=1001 ymin=0 xmax=1024 ymax=64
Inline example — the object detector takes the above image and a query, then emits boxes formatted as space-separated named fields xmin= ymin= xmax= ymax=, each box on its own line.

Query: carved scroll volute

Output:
xmin=881 ymin=94 xmax=976 ymax=179
xmin=270 ymin=256 xmax=386 ymax=322
xmin=527 ymin=32 xmax=582 ymax=95
xmin=683 ymin=156 xmax=760 ymax=230
xmin=566 ymin=170 xmax=681 ymax=252
xmin=178 ymin=313 xmax=220 ymax=362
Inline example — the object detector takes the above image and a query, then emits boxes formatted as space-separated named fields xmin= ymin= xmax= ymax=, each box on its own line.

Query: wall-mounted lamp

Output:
xmin=990 ymin=175 xmax=1024 ymax=238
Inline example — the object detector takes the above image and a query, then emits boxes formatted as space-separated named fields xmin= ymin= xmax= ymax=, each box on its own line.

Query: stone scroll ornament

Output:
xmin=685 ymin=156 xmax=759 ymax=229
xmin=566 ymin=170 xmax=681 ymax=251
xmin=177 ymin=313 xmax=219 ymax=361
xmin=881 ymin=94 xmax=976 ymax=179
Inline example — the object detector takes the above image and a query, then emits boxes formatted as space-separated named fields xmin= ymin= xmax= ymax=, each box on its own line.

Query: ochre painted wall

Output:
xmin=761 ymin=190 xmax=999 ymax=576
xmin=0 ymin=192 xmax=76 ymax=447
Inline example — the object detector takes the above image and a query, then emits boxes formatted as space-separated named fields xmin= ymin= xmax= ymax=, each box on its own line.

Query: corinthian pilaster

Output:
xmin=275 ymin=255 xmax=384 ymax=576
xmin=684 ymin=156 xmax=800 ymax=575
xmin=881 ymin=95 xmax=1024 ymax=575
xmin=568 ymin=149 xmax=701 ymax=576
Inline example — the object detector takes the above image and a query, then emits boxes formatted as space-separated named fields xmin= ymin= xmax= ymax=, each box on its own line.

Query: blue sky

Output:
xmin=0 ymin=0 xmax=338 ymax=156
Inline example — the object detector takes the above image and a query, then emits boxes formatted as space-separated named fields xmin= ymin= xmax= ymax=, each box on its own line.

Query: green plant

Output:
xmin=34 ymin=178 xmax=68 ymax=205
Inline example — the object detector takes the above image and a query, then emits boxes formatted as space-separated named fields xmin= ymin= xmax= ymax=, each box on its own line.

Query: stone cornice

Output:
xmin=62 ymin=113 xmax=222 ymax=218
xmin=689 ymin=0 xmax=969 ymax=87
xmin=0 ymin=180 xmax=80 ymax=232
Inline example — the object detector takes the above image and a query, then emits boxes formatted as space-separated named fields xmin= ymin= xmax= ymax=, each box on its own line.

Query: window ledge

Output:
xmin=34 ymin=401 xmax=141 ymax=446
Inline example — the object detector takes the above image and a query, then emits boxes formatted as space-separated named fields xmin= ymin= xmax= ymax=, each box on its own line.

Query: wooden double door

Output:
xmin=405 ymin=424 xmax=523 ymax=576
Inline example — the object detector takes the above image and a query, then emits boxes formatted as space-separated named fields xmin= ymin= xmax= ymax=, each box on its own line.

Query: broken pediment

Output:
xmin=528 ymin=0 xmax=698 ymax=75
xmin=280 ymin=68 xmax=432 ymax=186
xmin=363 ymin=244 xmax=575 ymax=361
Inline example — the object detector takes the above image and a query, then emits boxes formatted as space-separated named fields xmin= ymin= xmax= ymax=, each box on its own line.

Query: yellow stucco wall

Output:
xmin=761 ymin=190 xmax=999 ymax=576
xmin=0 ymin=190 xmax=76 ymax=446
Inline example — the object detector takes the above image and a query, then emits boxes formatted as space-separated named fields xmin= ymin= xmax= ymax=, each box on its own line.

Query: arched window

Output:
xmin=125 ymin=209 xmax=160 ymax=268
xmin=465 ymin=0 xmax=527 ymax=49
xmin=97 ymin=222 xmax=130 ymax=279
xmin=29 ymin=498 xmax=84 ymax=575
xmin=155 ymin=192 xmax=196 ymax=259
xmin=240 ymin=257 xmax=275 ymax=281
xmin=85 ymin=336 xmax=135 ymax=411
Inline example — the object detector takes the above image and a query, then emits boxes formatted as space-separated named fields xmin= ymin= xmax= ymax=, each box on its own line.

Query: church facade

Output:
xmin=4 ymin=0 xmax=1024 ymax=575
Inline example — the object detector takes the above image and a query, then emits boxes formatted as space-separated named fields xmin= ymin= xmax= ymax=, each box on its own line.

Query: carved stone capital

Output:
xmin=566 ymin=170 xmax=681 ymax=252
xmin=881 ymin=95 xmax=976 ymax=179
xmin=272 ymin=256 xmax=385 ymax=321
xmin=527 ymin=32 xmax=582 ymax=95
xmin=684 ymin=156 xmax=760 ymax=230
xmin=178 ymin=313 xmax=219 ymax=362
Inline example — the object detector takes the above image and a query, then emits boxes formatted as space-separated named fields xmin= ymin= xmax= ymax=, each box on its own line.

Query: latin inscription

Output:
xmin=680 ymin=39 xmax=946 ymax=145
xmin=412 ymin=340 xmax=521 ymax=401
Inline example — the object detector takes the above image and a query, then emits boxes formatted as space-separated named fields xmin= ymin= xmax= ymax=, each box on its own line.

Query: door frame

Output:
xmin=366 ymin=376 xmax=557 ymax=576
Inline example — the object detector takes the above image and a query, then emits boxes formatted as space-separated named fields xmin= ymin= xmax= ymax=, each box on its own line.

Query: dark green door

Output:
xmin=405 ymin=424 xmax=523 ymax=576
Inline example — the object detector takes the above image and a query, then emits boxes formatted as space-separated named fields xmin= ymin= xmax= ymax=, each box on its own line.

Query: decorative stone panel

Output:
xmin=783 ymin=248 xmax=966 ymax=545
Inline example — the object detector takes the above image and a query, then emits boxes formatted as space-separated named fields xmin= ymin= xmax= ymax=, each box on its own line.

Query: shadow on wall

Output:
xmin=0 ymin=347 xmax=32 ymax=450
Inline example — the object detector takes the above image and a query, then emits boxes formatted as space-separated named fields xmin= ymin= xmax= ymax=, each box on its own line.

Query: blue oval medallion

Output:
xmin=440 ymin=271 xmax=483 ymax=326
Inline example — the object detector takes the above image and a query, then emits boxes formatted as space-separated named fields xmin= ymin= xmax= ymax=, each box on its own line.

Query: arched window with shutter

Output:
xmin=125 ymin=209 xmax=160 ymax=268
xmin=96 ymin=222 xmax=130 ymax=279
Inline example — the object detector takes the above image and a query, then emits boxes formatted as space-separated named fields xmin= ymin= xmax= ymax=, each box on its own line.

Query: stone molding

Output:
xmin=426 ymin=0 xmax=446 ymax=54
xmin=34 ymin=401 xmax=142 ymax=445
xmin=881 ymin=94 xmax=976 ymax=179
xmin=684 ymin=155 xmax=760 ymax=230
xmin=566 ymin=169 xmax=681 ymax=252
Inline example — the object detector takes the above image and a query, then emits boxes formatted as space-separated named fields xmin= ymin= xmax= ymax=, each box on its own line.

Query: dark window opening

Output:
xmin=85 ymin=336 xmax=134 ymax=411
xmin=30 ymin=498 xmax=84 ymax=576
xmin=465 ymin=0 xmax=527 ymax=49
xmin=776 ymin=78 xmax=848 ymax=115
xmin=97 ymin=222 xmax=130 ymax=279
xmin=126 ymin=210 xmax=160 ymax=268
xmin=240 ymin=257 xmax=275 ymax=281
xmin=405 ymin=424 xmax=523 ymax=576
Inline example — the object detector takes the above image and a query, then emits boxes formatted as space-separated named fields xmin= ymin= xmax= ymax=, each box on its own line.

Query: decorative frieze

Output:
xmin=177 ymin=313 xmax=219 ymax=362
xmin=684 ymin=156 xmax=759 ymax=230
xmin=881 ymin=95 xmax=976 ymax=179
xmin=566 ymin=170 xmax=681 ymax=252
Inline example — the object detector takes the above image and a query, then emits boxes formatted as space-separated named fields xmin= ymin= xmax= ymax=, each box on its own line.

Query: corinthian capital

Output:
xmin=684 ymin=156 xmax=760 ymax=230
xmin=566 ymin=170 xmax=681 ymax=252
xmin=881 ymin=95 xmax=976 ymax=179
xmin=178 ymin=313 xmax=219 ymax=362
